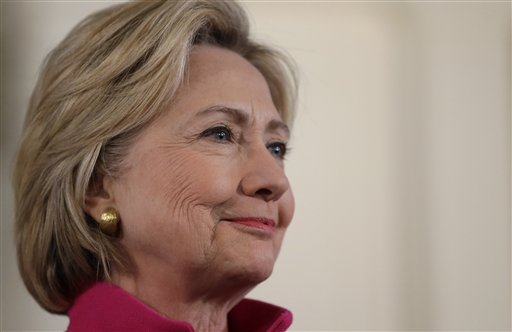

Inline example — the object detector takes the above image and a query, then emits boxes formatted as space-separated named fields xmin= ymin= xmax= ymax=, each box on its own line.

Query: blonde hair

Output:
xmin=14 ymin=0 xmax=297 ymax=313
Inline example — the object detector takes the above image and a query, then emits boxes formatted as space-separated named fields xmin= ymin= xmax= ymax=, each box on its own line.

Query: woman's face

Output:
xmin=104 ymin=45 xmax=294 ymax=290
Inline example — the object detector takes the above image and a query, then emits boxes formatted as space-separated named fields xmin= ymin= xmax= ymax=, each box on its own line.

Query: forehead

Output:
xmin=186 ymin=45 xmax=267 ymax=90
xmin=169 ymin=45 xmax=279 ymax=120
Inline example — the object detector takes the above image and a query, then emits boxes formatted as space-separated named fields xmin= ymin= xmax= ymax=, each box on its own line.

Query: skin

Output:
xmin=86 ymin=45 xmax=294 ymax=331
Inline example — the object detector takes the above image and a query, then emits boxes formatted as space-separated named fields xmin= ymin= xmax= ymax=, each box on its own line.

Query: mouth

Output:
xmin=223 ymin=217 xmax=276 ymax=234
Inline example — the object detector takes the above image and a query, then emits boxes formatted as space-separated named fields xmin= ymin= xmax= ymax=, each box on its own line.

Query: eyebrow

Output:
xmin=197 ymin=105 xmax=290 ymax=138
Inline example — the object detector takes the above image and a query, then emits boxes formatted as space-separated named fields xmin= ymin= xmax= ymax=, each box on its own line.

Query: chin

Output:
xmin=223 ymin=264 xmax=274 ymax=290
xmin=233 ymin=249 xmax=278 ymax=285
xmin=245 ymin=260 xmax=275 ymax=284
xmin=212 ymin=225 xmax=283 ymax=286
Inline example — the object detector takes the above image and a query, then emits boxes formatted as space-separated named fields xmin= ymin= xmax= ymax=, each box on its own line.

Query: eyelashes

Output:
xmin=198 ymin=124 xmax=289 ymax=159
xmin=199 ymin=125 xmax=235 ymax=143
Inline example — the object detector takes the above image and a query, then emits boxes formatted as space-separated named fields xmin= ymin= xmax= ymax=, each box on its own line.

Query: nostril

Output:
xmin=255 ymin=188 xmax=273 ymax=199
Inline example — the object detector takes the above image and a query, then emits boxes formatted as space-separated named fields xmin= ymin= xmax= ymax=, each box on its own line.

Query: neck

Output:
xmin=111 ymin=266 xmax=257 ymax=332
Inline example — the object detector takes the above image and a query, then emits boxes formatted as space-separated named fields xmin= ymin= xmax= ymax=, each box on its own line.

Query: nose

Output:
xmin=239 ymin=145 xmax=290 ymax=202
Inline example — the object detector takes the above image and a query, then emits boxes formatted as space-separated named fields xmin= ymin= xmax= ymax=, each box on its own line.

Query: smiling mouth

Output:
xmin=224 ymin=217 xmax=276 ymax=233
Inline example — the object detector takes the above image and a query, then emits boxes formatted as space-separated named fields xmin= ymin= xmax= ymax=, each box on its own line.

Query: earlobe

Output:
xmin=98 ymin=207 xmax=119 ymax=236
xmin=84 ymin=173 xmax=116 ymax=225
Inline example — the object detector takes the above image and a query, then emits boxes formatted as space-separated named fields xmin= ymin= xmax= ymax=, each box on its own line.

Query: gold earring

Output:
xmin=99 ymin=207 xmax=118 ymax=236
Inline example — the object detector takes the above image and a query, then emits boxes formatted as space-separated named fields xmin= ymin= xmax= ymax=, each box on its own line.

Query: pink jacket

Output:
xmin=67 ymin=282 xmax=292 ymax=331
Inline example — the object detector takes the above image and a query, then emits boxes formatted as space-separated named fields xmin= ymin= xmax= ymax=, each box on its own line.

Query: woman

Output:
xmin=14 ymin=1 xmax=297 ymax=331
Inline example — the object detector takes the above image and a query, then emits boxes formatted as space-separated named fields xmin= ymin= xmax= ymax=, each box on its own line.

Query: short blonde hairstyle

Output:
xmin=14 ymin=0 xmax=297 ymax=313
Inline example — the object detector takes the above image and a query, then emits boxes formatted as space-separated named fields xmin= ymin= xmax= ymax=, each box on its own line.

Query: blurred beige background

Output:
xmin=1 ymin=1 xmax=510 ymax=331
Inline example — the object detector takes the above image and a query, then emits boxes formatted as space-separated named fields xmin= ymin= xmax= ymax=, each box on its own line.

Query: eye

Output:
xmin=267 ymin=142 xmax=288 ymax=159
xmin=200 ymin=125 xmax=234 ymax=142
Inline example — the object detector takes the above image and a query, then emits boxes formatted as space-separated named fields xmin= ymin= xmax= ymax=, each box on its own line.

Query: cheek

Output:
xmin=163 ymin=151 xmax=238 ymax=212
xmin=279 ymin=188 xmax=295 ymax=229
xmin=122 ymin=147 xmax=238 ymax=224
xmin=159 ymin=152 xmax=206 ymax=219
xmin=113 ymin=148 xmax=240 ymax=259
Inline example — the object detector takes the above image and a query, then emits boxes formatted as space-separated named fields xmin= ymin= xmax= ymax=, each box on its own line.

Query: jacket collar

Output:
xmin=67 ymin=282 xmax=292 ymax=332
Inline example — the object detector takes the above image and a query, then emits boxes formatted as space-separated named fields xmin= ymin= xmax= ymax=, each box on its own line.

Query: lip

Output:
xmin=223 ymin=217 xmax=276 ymax=234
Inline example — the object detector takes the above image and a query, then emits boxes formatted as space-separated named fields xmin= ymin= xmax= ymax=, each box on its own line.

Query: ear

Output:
xmin=84 ymin=172 xmax=117 ymax=224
